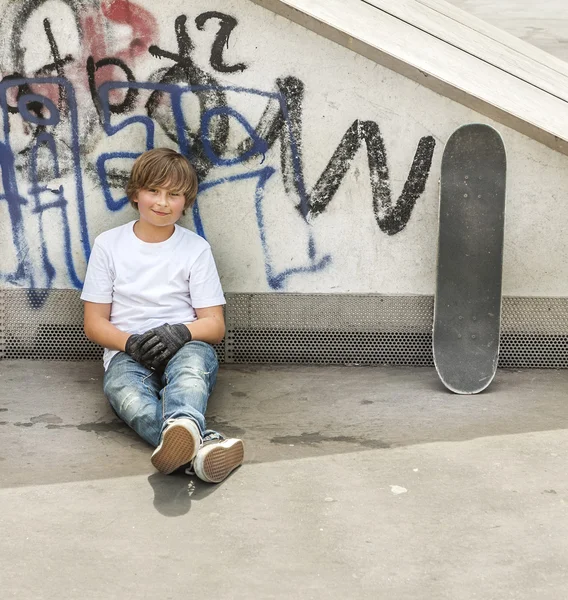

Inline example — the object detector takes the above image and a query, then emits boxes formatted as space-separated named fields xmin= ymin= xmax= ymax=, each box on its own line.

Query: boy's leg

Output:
xmin=161 ymin=342 xmax=244 ymax=483
xmin=191 ymin=431 xmax=244 ymax=484
xmin=103 ymin=352 xmax=163 ymax=447
xmin=151 ymin=341 xmax=244 ymax=480
xmin=159 ymin=341 xmax=219 ymax=435
xmin=149 ymin=341 xmax=218 ymax=474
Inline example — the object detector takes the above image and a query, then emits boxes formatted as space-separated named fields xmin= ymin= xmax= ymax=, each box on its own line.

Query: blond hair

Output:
xmin=126 ymin=148 xmax=198 ymax=213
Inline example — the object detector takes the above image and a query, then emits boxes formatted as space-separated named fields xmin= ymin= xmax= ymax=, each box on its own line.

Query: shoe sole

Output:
xmin=151 ymin=425 xmax=199 ymax=475
xmin=199 ymin=440 xmax=244 ymax=483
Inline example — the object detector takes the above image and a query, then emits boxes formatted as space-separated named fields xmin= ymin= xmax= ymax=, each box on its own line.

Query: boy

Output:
xmin=81 ymin=148 xmax=244 ymax=483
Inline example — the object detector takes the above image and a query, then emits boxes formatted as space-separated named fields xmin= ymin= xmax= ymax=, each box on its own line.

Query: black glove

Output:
xmin=125 ymin=331 xmax=169 ymax=370
xmin=139 ymin=323 xmax=192 ymax=372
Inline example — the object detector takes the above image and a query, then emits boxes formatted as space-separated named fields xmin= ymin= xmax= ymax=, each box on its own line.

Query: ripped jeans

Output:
xmin=103 ymin=341 xmax=219 ymax=447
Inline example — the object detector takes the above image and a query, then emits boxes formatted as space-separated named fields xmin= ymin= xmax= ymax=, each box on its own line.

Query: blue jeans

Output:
xmin=103 ymin=341 xmax=219 ymax=447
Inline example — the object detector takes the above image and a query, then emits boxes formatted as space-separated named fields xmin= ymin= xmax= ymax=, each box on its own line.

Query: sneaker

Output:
xmin=151 ymin=418 xmax=201 ymax=475
xmin=193 ymin=438 xmax=244 ymax=483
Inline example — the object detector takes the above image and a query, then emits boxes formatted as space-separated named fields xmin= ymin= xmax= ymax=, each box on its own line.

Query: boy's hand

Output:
xmin=139 ymin=323 xmax=192 ymax=371
xmin=125 ymin=331 xmax=169 ymax=370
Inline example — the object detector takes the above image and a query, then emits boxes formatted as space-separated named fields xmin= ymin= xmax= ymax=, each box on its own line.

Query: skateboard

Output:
xmin=433 ymin=124 xmax=507 ymax=394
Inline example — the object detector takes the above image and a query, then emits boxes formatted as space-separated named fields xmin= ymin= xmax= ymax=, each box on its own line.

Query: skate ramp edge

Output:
xmin=251 ymin=0 xmax=568 ymax=155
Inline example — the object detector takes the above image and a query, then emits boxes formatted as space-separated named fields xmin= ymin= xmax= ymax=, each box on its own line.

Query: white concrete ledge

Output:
xmin=250 ymin=0 xmax=568 ymax=155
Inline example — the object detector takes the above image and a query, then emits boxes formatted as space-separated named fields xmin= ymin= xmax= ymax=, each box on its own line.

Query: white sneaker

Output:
xmin=193 ymin=438 xmax=244 ymax=483
xmin=151 ymin=418 xmax=202 ymax=475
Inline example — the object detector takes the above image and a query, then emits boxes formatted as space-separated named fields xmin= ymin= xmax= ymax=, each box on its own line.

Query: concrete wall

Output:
xmin=1 ymin=0 xmax=567 ymax=298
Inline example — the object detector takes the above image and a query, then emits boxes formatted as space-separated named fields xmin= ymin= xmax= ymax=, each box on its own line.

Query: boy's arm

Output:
xmin=186 ymin=305 xmax=225 ymax=345
xmin=132 ymin=306 xmax=225 ymax=371
xmin=84 ymin=301 xmax=131 ymax=351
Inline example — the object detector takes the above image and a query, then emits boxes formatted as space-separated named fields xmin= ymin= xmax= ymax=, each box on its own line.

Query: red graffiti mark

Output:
xmin=82 ymin=12 xmax=107 ymax=63
xmin=102 ymin=0 xmax=156 ymax=62
xmin=82 ymin=0 xmax=156 ymax=63
xmin=14 ymin=1 xmax=157 ymax=114
xmin=81 ymin=0 xmax=157 ymax=104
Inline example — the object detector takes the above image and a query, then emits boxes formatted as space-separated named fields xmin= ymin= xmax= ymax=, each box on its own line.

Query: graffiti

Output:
xmin=0 ymin=76 xmax=87 ymax=291
xmin=147 ymin=14 xmax=231 ymax=181
xmin=0 ymin=0 xmax=436 ymax=300
xmin=87 ymin=55 xmax=139 ymax=116
xmin=195 ymin=12 xmax=247 ymax=74
xmin=234 ymin=76 xmax=435 ymax=235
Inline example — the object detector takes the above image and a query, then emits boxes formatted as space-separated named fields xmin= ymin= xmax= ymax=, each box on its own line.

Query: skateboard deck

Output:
xmin=433 ymin=124 xmax=506 ymax=394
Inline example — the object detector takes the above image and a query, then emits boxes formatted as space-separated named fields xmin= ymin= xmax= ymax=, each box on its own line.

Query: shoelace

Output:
xmin=202 ymin=429 xmax=225 ymax=444
xmin=184 ymin=429 xmax=226 ymax=475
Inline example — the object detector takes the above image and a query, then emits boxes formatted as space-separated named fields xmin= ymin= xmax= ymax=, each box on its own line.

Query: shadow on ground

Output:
xmin=2 ymin=360 xmax=568 ymax=490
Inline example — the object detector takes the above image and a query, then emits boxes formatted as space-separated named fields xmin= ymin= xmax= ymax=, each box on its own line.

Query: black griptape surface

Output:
xmin=434 ymin=124 xmax=506 ymax=394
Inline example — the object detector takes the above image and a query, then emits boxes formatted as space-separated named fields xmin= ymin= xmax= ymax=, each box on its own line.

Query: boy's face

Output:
xmin=134 ymin=184 xmax=186 ymax=228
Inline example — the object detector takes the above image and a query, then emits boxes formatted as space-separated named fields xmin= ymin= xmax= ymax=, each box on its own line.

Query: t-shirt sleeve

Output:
xmin=80 ymin=239 xmax=114 ymax=304
xmin=189 ymin=247 xmax=226 ymax=308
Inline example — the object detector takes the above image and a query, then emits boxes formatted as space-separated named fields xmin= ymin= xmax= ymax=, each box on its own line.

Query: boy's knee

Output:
xmin=104 ymin=376 xmax=134 ymax=407
xmin=170 ymin=341 xmax=218 ymax=371
xmin=113 ymin=391 xmax=149 ymax=422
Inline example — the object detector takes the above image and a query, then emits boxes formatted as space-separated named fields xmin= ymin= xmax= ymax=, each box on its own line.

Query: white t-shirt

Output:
xmin=81 ymin=221 xmax=226 ymax=370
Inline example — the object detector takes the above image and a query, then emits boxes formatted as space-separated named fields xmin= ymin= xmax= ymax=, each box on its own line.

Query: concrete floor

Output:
xmin=1 ymin=361 xmax=568 ymax=599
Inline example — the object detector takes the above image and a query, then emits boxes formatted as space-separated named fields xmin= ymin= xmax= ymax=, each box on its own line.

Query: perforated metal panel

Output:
xmin=3 ymin=289 xmax=101 ymax=360
xmin=0 ymin=290 xmax=5 ymax=359
xmin=225 ymin=294 xmax=568 ymax=368
xmin=2 ymin=289 xmax=568 ymax=368
xmin=500 ymin=297 xmax=568 ymax=369
xmin=1 ymin=289 xmax=224 ymax=362
xmin=225 ymin=294 xmax=433 ymax=365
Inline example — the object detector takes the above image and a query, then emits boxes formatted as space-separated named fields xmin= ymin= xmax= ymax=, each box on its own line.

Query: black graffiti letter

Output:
xmin=148 ymin=15 xmax=229 ymax=180
xmin=308 ymin=122 xmax=436 ymax=235
xmin=37 ymin=18 xmax=74 ymax=108
xmin=41 ymin=19 xmax=72 ymax=80
xmin=87 ymin=56 xmax=139 ymax=118
xmin=0 ymin=72 xmax=34 ymax=115
xmin=237 ymin=76 xmax=435 ymax=235
xmin=236 ymin=76 xmax=304 ymax=200
xmin=195 ymin=12 xmax=246 ymax=73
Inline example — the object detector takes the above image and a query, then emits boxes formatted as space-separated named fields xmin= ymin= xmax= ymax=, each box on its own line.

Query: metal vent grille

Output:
xmin=499 ymin=297 xmax=568 ymax=369
xmin=225 ymin=294 xmax=568 ymax=368
xmin=225 ymin=294 xmax=434 ymax=365
xmin=1 ymin=289 xmax=568 ymax=368
xmin=227 ymin=331 xmax=432 ymax=365
xmin=0 ymin=289 xmax=5 ymax=359
xmin=3 ymin=289 xmax=101 ymax=360
xmin=1 ymin=289 xmax=224 ymax=362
